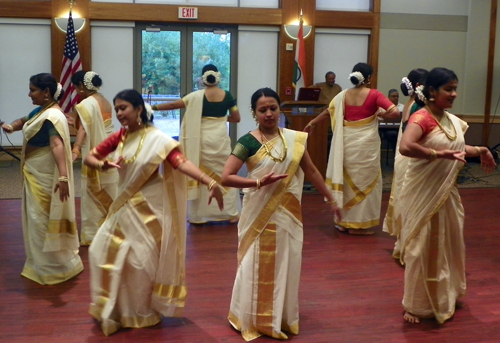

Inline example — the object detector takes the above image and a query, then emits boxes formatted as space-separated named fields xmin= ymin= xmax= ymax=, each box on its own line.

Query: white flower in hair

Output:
xmin=415 ymin=85 xmax=426 ymax=102
xmin=349 ymin=71 xmax=365 ymax=85
xmin=202 ymin=70 xmax=221 ymax=86
xmin=144 ymin=103 xmax=153 ymax=121
xmin=54 ymin=83 xmax=63 ymax=101
xmin=83 ymin=71 xmax=100 ymax=91
xmin=401 ymin=77 xmax=414 ymax=96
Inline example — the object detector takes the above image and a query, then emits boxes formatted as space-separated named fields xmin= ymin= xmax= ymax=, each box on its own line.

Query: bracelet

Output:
xmin=306 ymin=122 xmax=316 ymax=128
xmin=327 ymin=199 xmax=337 ymax=205
xmin=6 ymin=124 xmax=13 ymax=132
xmin=256 ymin=178 xmax=261 ymax=190
xmin=198 ymin=173 xmax=206 ymax=184
xmin=207 ymin=179 xmax=217 ymax=191
xmin=428 ymin=148 xmax=437 ymax=161
xmin=152 ymin=104 xmax=158 ymax=111
xmin=72 ymin=148 xmax=81 ymax=157
xmin=475 ymin=146 xmax=482 ymax=156
xmin=73 ymin=142 xmax=81 ymax=147
xmin=95 ymin=161 xmax=105 ymax=171
xmin=58 ymin=176 xmax=69 ymax=183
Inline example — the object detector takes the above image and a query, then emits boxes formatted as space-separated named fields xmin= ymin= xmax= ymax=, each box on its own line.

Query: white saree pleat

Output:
xmin=228 ymin=129 xmax=306 ymax=341
xmin=89 ymin=128 xmax=187 ymax=336
xmin=21 ymin=108 xmax=83 ymax=285
xmin=400 ymin=112 xmax=467 ymax=323
xmin=75 ymin=97 xmax=118 ymax=245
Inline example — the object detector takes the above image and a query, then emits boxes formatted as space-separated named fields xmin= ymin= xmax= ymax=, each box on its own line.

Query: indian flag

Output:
xmin=292 ymin=18 xmax=306 ymax=100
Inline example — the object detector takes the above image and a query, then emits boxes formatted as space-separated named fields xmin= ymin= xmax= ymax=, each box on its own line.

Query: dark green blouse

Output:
xmin=231 ymin=133 xmax=262 ymax=162
xmin=23 ymin=107 xmax=60 ymax=147
xmin=202 ymin=91 xmax=236 ymax=117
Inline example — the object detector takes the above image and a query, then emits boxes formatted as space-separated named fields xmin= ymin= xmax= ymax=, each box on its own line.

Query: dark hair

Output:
xmin=29 ymin=73 xmax=64 ymax=101
xmin=250 ymin=88 xmax=281 ymax=111
xmin=415 ymin=67 xmax=458 ymax=106
xmin=325 ymin=71 xmax=335 ymax=78
xmin=350 ymin=62 xmax=373 ymax=85
xmin=113 ymin=89 xmax=152 ymax=124
xmin=400 ymin=68 xmax=428 ymax=96
xmin=201 ymin=64 xmax=218 ymax=85
xmin=71 ymin=70 xmax=103 ymax=89
xmin=388 ymin=89 xmax=399 ymax=96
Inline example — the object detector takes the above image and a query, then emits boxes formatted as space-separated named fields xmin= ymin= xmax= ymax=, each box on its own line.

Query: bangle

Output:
xmin=428 ymin=148 xmax=437 ymax=161
xmin=152 ymin=104 xmax=158 ymax=111
xmin=327 ymin=199 xmax=337 ymax=205
xmin=256 ymin=178 xmax=261 ymax=190
xmin=95 ymin=161 xmax=105 ymax=171
xmin=6 ymin=124 xmax=13 ymax=132
xmin=306 ymin=122 xmax=315 ymax=128
xmin=198 ymin=173 xmax=206 ymax=184
xmin=58 ymin=176 xmax=69 ymax=183
xmin=73 ymin=142 xmax=81 ymax=147
xmin=72 ymin=148 xmax=81 ymax=157
xmin=475 ymin=146 xmax=482 ymax=156
xmin=207 ymin=179 xmax=217 ymax=191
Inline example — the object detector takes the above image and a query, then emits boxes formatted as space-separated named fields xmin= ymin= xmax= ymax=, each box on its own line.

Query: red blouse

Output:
xmin=407 ymin=109 xmax=438 ymax=139
xmin=94 ymin=127 xmax=184 ymax=168
xmin=344 ymin=89 xmax=394 ymax=121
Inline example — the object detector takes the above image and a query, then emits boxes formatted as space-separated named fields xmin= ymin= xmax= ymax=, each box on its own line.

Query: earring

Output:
xmin=251 ymin=110 xmax=258 ymax=124
xmin=429 ymin=97 xmax=435 ymax=102
xmin=44 ymin=97 xmax=49 ymax=101
xmin=137 ymin=115 xmax=142 ymax=125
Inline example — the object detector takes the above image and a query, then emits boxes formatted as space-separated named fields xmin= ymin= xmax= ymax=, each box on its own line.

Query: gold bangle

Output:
xmin=73 ymin=142 xmax=81 ymax=147
xmin=208 ymin=179 xmax=217 ymax=191
xmin=428 ymin=148 xmax=437 ymax=161
xmin=95 ymin=161 xmax=104 ymax=171
xmin=72 ymin=148 xmax=81 ymax=157
xmin=307 ymin=122 xmax=315 ymax=128
xmin=256 ymin=178 xmax=261 ymax=190
xmin=152 ymin=104 xmax=158 ymax=111
xmin=475 ymin=146 xmax=482 ymax=156
xmin=198 ymin=173 xmax=206 ymax=184
xmin=327 ymin=199 xmax=337 ymax=205
xmin=58 ymin=176 xmax=69 ymax=183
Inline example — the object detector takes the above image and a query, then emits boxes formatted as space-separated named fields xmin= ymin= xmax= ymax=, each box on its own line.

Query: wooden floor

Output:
xmin=1 ymin=189 xmax=500 ymax=343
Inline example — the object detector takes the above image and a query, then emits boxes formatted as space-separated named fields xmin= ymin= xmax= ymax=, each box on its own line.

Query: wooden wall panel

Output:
xmin=0 ymin=1 xmax=51 ymax=18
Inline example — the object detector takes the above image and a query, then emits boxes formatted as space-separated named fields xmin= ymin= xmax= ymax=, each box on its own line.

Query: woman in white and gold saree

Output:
xmin=84 ymin=89 xmax=223 ymax=336
xmin=1 ymin=73 xmax=83 ymax=285
xmin=398 ymin=68 xmax=496 ymax=324
xmin=305 ymin=63 xmax=400 ymax=235
xmin=222 ymin=88 xmax=341 ymax=341
xmin=382 ymin=68 xmax=428 ymax=259
xmin=71 ymin=70 xmax=117 ymax=245
xmin=153 ymin=64 xmax=241 ymax=224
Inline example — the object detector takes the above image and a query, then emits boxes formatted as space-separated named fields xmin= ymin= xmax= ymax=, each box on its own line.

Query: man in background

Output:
xmin=312 ymin=71 xmax=342 ymax=105
xmin=388 ymin=88 xmax=404 ymax=113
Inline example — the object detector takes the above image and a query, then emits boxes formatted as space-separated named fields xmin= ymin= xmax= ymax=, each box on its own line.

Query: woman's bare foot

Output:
xmin=229 ymin=217 xmax=239 ymax=224
xmin=348 ymin=229 xmax=374 ymax=235
xmin=403 ymin=311 xmax=420 ymax=324
xmin=335 ymin=225 xmax=348 ymax=233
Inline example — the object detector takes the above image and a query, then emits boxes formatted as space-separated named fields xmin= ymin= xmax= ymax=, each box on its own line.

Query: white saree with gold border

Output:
xmin=74 ymin=96 xmax=118 ymax=245
xmin=181 ymin=89 xmax=240 ymax=223
xmin=88 ymin=127 xmax=188 ymax=336
xmin=325 ymin=90 xmax=382 ymax=229
xmin=21 ymin=107 xmax=83 ymax=285
xmin=399 ymin=111 xmax=467 ymax=324
xmin=228 ymin=129 xmax=307 ymax=341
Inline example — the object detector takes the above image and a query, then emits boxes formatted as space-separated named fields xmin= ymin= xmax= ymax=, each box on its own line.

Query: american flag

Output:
xmin=59 ymin=10 xmax=82 ymax=114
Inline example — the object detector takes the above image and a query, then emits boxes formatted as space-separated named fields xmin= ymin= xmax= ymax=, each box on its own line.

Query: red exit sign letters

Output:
xmin=178 ymin=7 xmax=198 ymax=20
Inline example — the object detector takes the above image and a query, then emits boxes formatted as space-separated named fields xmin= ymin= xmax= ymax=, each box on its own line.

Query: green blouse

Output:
xmin=231 ymin=133 xmax=262 ymax=162
xmin=202 ymin=90 xmax=236 ymax=117
xmin=23 ymin=107 xmax=60 ymax=147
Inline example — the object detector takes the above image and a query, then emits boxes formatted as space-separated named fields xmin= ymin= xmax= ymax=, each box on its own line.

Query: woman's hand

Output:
xmin=329 ymin=202 xmax=343 ymax=222
xmin=208 ymin=184 xmax=224 ymax=211
xmin=103 ymin=157 xmax=123 ymax=170
xmin=1 ymin=122 xmax=13 ymax=134
xmin=480 ymin=150 xmax=497 ymax=174
xmin=439 ymin=149 xmax=466 ymax=163
xmin=71 ymin=152 xmax=79 ymax=162
xmin=260 ymin=172 xmax=288 ymax=187
xmin=54 ymin=181 xmax=69 ymax=202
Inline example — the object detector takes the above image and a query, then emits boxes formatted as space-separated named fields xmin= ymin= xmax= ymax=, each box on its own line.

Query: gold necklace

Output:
xmin=25 ymin=101 xmax=57 ymax=126
xmin=260 ymin=128 xmax=287 ymax=163
xmin=425 ymin=106 xmax=457 ymax=141
xmin=118 ymin=127 xmax=147 ymax=164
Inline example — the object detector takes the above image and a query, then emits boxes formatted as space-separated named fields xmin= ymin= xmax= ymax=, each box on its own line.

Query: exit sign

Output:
xmin=178 ymin=7 xmax=198 ymax=20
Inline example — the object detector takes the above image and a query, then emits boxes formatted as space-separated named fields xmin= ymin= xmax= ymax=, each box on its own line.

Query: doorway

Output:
xmin=135 ymin=24 xmax=238 ymax=140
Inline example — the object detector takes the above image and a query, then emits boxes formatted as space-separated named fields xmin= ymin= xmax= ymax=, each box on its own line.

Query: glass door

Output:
xmin=136 ymin=24 xmax=237 ymax=140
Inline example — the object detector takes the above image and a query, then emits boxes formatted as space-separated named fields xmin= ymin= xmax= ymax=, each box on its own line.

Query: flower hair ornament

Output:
xmin=202 ymin=70 xmax=221 ymax=86
xmin=401 ymin=77 xmax=414 ymax=96
xmin=83 ymin=71 xmax=100 ymax=91
xmin=349 ymin=71 xmax=365 ymax=85
xmin=415 ymin=85 xmax=426 ymax=102
xmin=53 ymin=83 xmax=63 ymax=101
xmin=144 ymin=103 xmax=153 ymax=121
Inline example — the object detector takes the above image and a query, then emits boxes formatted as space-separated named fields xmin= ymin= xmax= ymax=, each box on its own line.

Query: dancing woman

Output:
xmin=222 ymin=88 xmax=341 ymax=341
xmin=71 ymin=70 xmax=118 ymax=245
xmin=398 ymin=68 xmax=496 ymax=324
